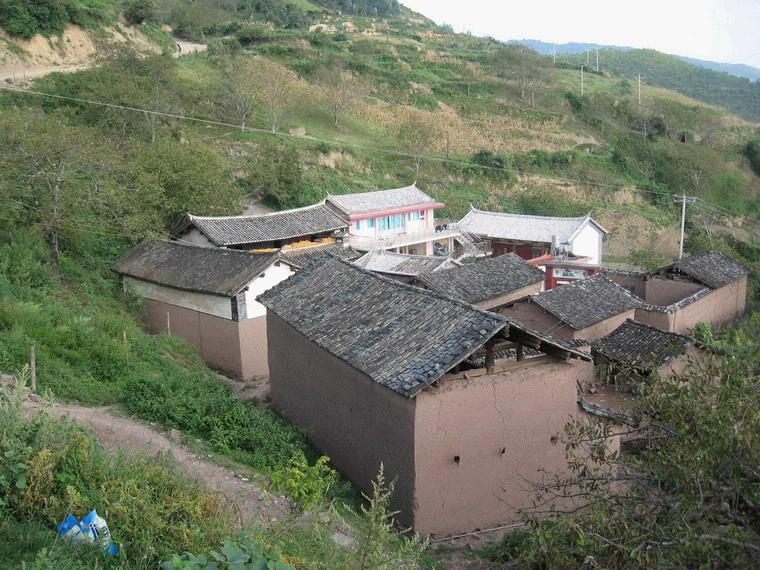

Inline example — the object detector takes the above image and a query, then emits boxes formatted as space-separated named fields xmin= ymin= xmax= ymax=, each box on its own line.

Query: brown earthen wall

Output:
xmin=644 ymin=277 xmax=705 ymax=306
xmin=141 ymin=298 xmax=269 ymax=379
xmin=635 ymin=277 xmax=747 ymax=334
xmin=499 ymin=301 xmax=573 ymax=338
xmin=573 ymin=309 xmax=637 ymax=341
xmin=266 ymin=313 xmax=417 ymax=526
xmin=477 ymin=282 xmax=543 ymax=311
xmin=413 ymin=357 xmax=595 ymax=535
xmin=500 ymin=302 xmax=635 ymax=341
xmin=604 ymin=273 xmax=646 ymax=298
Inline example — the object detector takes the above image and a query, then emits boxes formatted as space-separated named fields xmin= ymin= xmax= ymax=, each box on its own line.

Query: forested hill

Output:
xmin=520 ymin=40 xmax=760 ymax=121
xmin=517 ymin=39 xmax=760 ymax=82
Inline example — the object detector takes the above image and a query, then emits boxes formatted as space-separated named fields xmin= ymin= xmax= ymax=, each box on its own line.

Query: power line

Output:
xmin=2 ymin=82 xmax=758 ymax=229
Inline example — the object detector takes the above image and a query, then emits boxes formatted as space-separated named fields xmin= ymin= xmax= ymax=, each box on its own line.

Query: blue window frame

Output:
xmin=407 ymin=211 xmax=421 ymax=221
xmin=367 ymin=218 xmax=376 ymax=229
xmin=379 ymin=214 xmax=404 ymax=232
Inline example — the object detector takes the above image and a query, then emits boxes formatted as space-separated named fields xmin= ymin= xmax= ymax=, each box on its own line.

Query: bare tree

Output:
xmin=317 ymin=65 xmax=370 ymax=127
xmin=221 ymin=54 xmax=260 ymax=131
xmin=490 ymin=44 xmax=549 ymax=105
xmin=250 ymin=59 xmax=300 ymax=133
xmin=397 ymin=116 xmax=438 ymax=174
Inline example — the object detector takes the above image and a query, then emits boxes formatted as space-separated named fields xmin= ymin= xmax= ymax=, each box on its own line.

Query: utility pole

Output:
xmin=553 ymin=47 xmax=556 ymax=63
xmin=586 ymin=49 xmax=590 ymax=65
xmin=596 ymin=49 xmax=599 ymax=72
xmin=581 ymin=65 xmax=584 ymax=96
xmin=638 ymin=73 xmax=642 ymax=112
xmin=674 ymin=193 xmax=697 ymax=259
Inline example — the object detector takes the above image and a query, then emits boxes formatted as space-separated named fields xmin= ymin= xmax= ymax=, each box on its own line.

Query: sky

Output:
xmin=401 ymin=0 xmax=760 ymax=68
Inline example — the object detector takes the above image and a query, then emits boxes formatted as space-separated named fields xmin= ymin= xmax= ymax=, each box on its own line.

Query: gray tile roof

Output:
xmin=258 ymin=254 xmax=508 ymax=397
xmin=353 ymin=250 xmax=461 ymax=277
xmin=531 ymin=274 xmax=642 ymax=330
xmin=417 ymin=253 xmax=545 ymax=305
xmin=326 ymin=183 xmax=438 ymax=215
xmin=175 ymin=202 xmax=348 ymax=247
xmin=654 ymin=251 xmax=751 ymax=289
xmin=111 ymin=239 xmax=288 ymax=297
xmin=457 ymin=207 xmax=607 ymax=243
xmin=281 ymin=242 xmax=361 ymax=267
xmin=594 ymin=319 xmax=695 ymax=372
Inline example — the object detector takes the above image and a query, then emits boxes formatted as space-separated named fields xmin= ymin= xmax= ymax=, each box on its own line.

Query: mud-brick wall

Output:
xmin=141 ymin=298 xmax=269 ymax=379
xmin=266 ymin=313 xmax=416 ymax=526
xmin=501 ymin=301 xmax=635 ymax=341
xmin=413 ymin=357 xmax=594 ymax=536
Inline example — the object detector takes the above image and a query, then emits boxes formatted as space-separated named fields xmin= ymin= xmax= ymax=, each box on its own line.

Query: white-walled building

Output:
xmin=326 ymin=183 xmax=460 ymax=255
xmin=457 ymin=207 xmax=607 ymax=265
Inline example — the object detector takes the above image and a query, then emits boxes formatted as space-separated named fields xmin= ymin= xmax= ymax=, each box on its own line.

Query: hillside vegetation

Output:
xmin=0 ymin=1 xmax=759 ymax=567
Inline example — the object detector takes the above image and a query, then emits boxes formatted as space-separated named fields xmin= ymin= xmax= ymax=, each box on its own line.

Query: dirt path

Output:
xmin=24 ymin=401 xmax=289 ymax=527
xmin=0 ymin=63 xmax=91 ymax=83
xmin=173 ymin=39 xmax=207 ymax=58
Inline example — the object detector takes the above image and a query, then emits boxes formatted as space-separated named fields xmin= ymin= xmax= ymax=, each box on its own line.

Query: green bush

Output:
xmin=744 ymin=139 xmax=760 ymax=177
xmin=0 ymin=0 xmax=108 ymax=38
xmin=270 ymin=453 xmax=337 ymax=513
xmin=0 ymin=376 xmax=232 ymax=567
xmin=164 ymin=535 xmax=295 ymax=570
xmin=124 ymin=0 xmax=156 ymax=25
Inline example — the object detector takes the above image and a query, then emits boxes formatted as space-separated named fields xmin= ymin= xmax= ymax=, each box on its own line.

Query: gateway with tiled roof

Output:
xmin=173 ymin=202 xmax=348 ymax=249
xmin=416 ymin=253 xmax=545 ymax=309
xmin=353 ymin=250 xmax=460 ymax=281
xmin=457 ymin=206 xmax=607 ymax=265
xmin=593 ymin=319 xmax=696 ymax=373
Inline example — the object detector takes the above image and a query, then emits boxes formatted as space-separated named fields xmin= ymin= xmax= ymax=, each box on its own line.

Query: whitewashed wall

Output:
xmin=178 ymin=228 xmax=218 ymax=248
xmin=570 ymin=224 xmax=603 ymax=265
xmin=244 ymin=262 xmax=296 ymax=319
xmin=124 ymin=276 xmax=232 ymax=319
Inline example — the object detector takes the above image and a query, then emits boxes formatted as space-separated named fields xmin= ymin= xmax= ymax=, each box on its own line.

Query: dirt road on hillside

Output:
xmin=23 ymin=401 xmax=289 ymax=527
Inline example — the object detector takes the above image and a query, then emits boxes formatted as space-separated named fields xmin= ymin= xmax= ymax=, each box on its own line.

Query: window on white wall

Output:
xmin=420 ymin=210 xmax=426 ymax=220
xmin=407 ymin=211 xmax=421 ymax=221
xmin=367 ymin=218 xmax=376 ymax=229
xmin=379 ymin=214 xmax=404 ymax=232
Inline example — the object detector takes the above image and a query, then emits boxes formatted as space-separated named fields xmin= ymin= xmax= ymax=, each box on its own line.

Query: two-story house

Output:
xmin=326 ymin=183 xmax=460 ymax=255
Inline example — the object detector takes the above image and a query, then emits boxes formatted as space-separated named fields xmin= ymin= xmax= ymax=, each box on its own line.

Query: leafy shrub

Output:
xmin=270 ymin=453 xmax=337 ymax=513
xmin=744 ymin=139 xmax=760 ymax=177
xmin=0 ymin=0 xmax=107 ymax=38
xmin=0 ymin=376 xmax=232 ymax=566
xmin=317 ymin=141 xmax=332 ymax=154
xmin=514 ymin=186 xmax=590 ymax=217
xmin=692 ymin=322 xmax=713 ymax=344
xmin=471 ymin=150 xmax=509 ymax=171
xmin=124 ymin=0 xmax=156 ymax=25
xmin=332 ymin=32 xmax=348 ymax=42
xmin=164 ymin=535 xmax=295 ymax=570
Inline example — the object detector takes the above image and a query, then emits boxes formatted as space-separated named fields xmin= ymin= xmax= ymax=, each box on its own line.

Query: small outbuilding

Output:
xmin=593 ymin=319 xmax=699 ymax=392
xmin=415 ymin=252 xmax=546 ymax=310
xmin=604 ymin=251 xmax=750 ymax=333
xmin=111 ymin=239 xmax=297 ymax=379
xmin=500 ymin=274 xmax=642 ymax=341
xmin=259 ymin=255 xmax=595 ymax=536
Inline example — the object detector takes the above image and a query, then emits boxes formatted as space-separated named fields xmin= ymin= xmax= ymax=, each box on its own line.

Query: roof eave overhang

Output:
xmin=345 ymin=202 xmax=444 ymax=222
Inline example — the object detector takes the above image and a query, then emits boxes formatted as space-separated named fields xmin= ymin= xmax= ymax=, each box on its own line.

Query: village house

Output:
xmin=325 ymin=183 xmax=460 ymax=255
xmin=604 ymin=251 xmax=750 ymax=334
xmin=456 ymin=206 xmax=607 ymax=288
xmin=593 ymin=319 xmax=700 ymax=392
xmin=415 ymin=252 xmax=546 ymax=310
xmin=259 ymin=254 xmax=597 ymax=536
xmin=172 ymin=201 xmax=349 ymax=251
xmin=111 ymin=239 xmax=297 ymax=379
xmin=353 ymin=250 xmax=461 ymax=283
xmin=500 ymin=274 xmax=642 ymax=341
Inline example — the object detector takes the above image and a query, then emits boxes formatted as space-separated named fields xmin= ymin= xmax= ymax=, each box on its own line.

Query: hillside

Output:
xmin=517 ymin=38 xmax=760 ymax=82
xmin=1 ymin=1 xmax=759 ymax=567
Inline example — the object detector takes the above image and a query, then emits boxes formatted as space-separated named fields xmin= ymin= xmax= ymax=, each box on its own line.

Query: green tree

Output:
xmin=248 ymin=143 xmax=304 ymax=208
xmin=124 ymin=0 xmax=157 ymax=25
